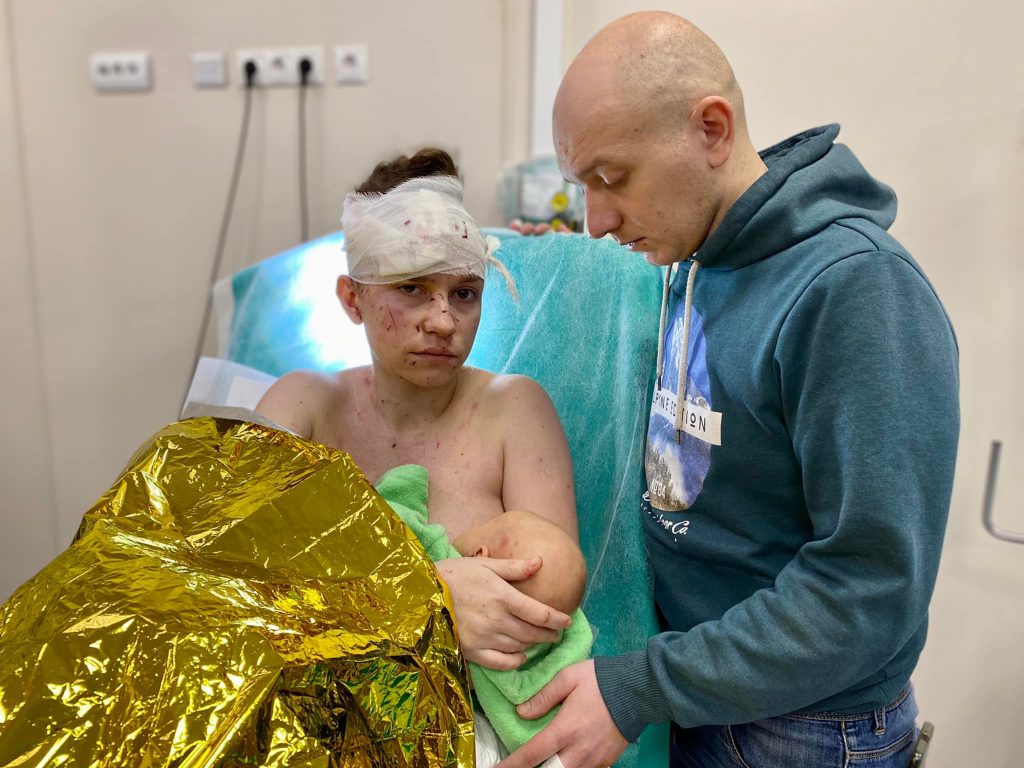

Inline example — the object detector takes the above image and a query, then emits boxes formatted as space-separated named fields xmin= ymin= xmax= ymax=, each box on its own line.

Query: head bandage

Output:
xmin=342 ymin=176 xmax=514 ymax=296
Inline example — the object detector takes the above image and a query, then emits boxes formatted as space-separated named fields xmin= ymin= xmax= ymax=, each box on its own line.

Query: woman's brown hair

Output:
xmin=355 ymin=148 xmax=459 ymax=195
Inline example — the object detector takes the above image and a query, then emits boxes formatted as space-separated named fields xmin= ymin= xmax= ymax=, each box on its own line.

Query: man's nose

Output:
xmin=422 ymin=293 xmax=456 ymax=336
xmin=584 ymin=190 xmax=623 ymax=240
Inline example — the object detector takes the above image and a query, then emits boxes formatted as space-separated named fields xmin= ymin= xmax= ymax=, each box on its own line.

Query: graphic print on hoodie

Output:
xmin=644 ymin=296 xmax=713 ymax=516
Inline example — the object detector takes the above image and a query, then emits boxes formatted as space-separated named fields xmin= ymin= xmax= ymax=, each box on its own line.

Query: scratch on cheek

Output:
xmin=386 ymin=306 xmax=397 ymax=330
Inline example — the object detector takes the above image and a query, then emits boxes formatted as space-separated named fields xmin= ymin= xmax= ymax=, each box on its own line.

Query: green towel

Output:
xmin=376 ymin=464 xmax=594 ymax=752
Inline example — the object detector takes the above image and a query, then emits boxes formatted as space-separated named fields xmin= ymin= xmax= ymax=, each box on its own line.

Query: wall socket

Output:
xmin=334 ymin=44 xmax=369 ymax=84
xmin=236 ymin=47 xmax=325 ymax=87
xmin=89 ymin=51 xmax=152 ymax=92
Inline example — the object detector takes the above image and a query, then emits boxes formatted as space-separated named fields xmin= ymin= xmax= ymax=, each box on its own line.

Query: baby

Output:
xmin=452 ymin=509 xmax=587 ymax=616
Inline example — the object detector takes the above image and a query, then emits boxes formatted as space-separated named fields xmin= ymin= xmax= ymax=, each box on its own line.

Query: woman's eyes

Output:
xmin=394 ymin=284 xmax=478 ymax=301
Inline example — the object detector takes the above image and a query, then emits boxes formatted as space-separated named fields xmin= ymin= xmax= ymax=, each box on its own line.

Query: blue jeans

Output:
xmin=670 ymin=686 xmax=919 ymax=767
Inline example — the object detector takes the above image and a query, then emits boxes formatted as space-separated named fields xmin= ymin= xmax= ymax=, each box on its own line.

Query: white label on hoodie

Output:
xmin=652 ymin=388 xmax=722 ymax=446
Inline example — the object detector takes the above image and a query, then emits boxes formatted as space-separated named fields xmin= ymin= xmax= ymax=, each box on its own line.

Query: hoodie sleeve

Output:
xmin=594 ymin=251 xmax=959 ymax=740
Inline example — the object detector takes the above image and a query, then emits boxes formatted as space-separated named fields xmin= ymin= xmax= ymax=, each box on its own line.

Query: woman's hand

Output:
xmin=435 ymin=556 xmax=572 ymax=671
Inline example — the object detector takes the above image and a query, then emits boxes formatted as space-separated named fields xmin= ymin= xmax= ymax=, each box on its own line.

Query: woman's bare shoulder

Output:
xmin=462 ymin=369 xmax=559 ymax=425
xmin=256 ymin=367 xmax=367 ymax=436
xmin=471 ymin=369 xmax=552 ymax=404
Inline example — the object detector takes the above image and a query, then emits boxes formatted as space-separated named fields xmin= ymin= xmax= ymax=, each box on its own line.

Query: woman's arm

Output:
xmin=437 ymin=375 xmax=578 ymax=670
xmin=496 ymin=375 xmax=578 ymax=541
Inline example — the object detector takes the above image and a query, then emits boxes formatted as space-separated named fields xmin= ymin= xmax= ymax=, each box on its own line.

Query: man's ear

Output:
xmin=337 ymin=276 xmax=363 ymax=324
xmin=473 ymin=545 xmax=491 ymax=558
xmin=691 ymin=95 xmax=735 ymax=169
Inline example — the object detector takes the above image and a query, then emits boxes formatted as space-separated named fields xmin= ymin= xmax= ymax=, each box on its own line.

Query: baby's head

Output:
xmin=451 ymin=510 xmax=587 ymax=615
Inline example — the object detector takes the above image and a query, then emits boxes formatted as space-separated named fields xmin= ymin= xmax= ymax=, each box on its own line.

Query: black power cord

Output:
xmin=298 ymin=57 xmax=312 ymax=242
xmin=181 ymin=59 xmax=258 ymax=414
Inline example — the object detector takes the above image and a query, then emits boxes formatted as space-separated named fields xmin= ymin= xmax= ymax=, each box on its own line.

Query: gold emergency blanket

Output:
xmin=0 ymin=417 xmax=474 ymax=767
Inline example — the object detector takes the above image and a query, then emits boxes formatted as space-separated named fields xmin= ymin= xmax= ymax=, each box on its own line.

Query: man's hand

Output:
xmin=435 ymin=556 xmax=572 ymax=671
xmin=498 ymin=660 xmax=629 ymax=768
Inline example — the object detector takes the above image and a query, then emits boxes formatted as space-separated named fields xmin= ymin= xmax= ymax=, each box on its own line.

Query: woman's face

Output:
xmin=338 ymin=272 xmax=484 ymax=387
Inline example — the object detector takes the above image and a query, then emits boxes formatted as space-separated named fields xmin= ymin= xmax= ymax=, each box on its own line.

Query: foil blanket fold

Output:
xmin=0 ymin=417 xmax=474 ymax=768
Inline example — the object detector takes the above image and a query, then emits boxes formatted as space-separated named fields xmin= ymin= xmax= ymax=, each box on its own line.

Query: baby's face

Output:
xmin=451 ymin=510 xmax=587 ymax=615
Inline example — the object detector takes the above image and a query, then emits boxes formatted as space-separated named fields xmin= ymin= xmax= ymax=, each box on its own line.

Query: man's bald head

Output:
xmin=556 ymin=12 xmax=746 ymax=140
xmin=552 ymin=12 xmax=767 ymax=266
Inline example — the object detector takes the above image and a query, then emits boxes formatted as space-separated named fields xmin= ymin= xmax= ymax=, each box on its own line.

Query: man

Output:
xmin=499 ymin=11 xmax=958 ymax=768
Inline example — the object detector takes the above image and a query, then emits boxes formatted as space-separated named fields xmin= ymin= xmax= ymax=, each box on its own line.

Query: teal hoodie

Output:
xmin=594 ymin=125 xmax=959 ymax=740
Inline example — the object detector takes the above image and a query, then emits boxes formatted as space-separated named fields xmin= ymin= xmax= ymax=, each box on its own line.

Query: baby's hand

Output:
xmin=436 ymin=556 xmax=572 ymax=671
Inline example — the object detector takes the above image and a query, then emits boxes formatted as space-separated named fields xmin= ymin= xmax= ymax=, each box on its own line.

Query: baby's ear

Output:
xmin=473 ymin=545 xmax=491 ymax=558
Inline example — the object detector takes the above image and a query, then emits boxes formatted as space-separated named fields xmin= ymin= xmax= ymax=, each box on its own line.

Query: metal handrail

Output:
xmin=982 ymin=440 xmax=1024 ymax=544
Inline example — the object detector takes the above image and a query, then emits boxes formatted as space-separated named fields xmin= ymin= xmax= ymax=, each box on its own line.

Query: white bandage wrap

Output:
xmin=341 ymin=175 xmax=502 ymax=285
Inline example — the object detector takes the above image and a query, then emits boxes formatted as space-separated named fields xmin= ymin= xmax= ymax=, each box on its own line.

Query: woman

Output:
xmin=257 ymin=149 xmax=578 ymax=671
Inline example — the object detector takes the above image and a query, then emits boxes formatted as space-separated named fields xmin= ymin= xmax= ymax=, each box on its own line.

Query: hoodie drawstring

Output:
xmin=655 ymin=265 xmax=674 ymax=390
xmin=655 ymin=259 xmax=702 ymax=444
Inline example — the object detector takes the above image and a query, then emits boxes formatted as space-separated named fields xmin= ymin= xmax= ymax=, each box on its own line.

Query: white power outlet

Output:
xmin=334 ymin=44 xmax=369 ymax=84
xmin=236 ymin=47 xmax=325 ymax=87
xmin=89 ymin=51 xmax=151 ymax=92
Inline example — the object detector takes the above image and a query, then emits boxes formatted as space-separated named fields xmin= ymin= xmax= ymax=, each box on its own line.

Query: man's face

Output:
xmin=340 ymin=273 xmax=483 ymax=388
xmin=554 ymin=96 xmax=718 ymax=266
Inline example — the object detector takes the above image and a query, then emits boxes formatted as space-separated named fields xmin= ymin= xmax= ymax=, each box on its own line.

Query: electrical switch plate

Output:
xmin=192 ymin=51 xmax=227 ymax=87
xmin=235 ymin=47 xmax=325 ymax=87
xmin=334 ymin=44 xmax=369 ymax=84
xmin=89 ymin=51 xmax=151 ymax=92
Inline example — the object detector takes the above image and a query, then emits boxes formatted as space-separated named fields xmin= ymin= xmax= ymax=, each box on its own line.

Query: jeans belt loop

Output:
xmin=873 ymin=705 xmax=887 ymax=735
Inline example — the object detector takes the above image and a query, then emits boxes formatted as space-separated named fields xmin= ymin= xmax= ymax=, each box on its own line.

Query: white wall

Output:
xmin=563 ymin=3 xmax=1023 ymax=767
xmin=0 ymin=0 xmax=529 ymax=600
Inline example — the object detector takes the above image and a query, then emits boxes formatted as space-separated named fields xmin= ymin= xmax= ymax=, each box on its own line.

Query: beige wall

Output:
xmin=0 ymin=0 xmax=527 ymax=584
xmin=565 ymin=3 xmax=1023 ymax=767
xmin=0 ymin=0 xmax=60 ymax=599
